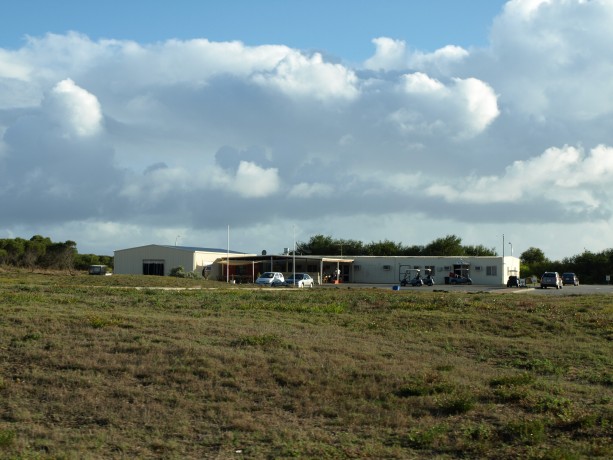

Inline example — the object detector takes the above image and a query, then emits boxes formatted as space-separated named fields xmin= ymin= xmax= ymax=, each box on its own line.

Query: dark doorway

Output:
xmin=143 ymin=260 xmax=164 ymax=276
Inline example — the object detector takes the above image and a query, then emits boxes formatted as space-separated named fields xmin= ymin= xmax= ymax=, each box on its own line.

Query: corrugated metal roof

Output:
xmin=159 ymin=245 xmax=246 ymax=254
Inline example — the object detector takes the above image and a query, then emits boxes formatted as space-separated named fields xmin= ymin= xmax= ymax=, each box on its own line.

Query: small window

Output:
xmin=354 ymin=265 xmax=361 ymax=271
xmin=486 ymin=266 xmax=498 ymax=276
xmin=475 ymin=266 xmax=482 ymax=271
xmin=382 ymin=265 xmax=391 ymax=271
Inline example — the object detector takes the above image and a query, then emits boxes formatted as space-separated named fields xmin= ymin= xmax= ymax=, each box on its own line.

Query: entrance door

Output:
xmin=143 ymin=260 xmax=164 ymax=276
xmin=453 ymin=263 xmax=470 ymax=278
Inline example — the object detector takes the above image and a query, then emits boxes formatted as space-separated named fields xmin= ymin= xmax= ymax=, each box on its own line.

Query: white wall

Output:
xmin=350 ymin=256 xmax=520 ymax=286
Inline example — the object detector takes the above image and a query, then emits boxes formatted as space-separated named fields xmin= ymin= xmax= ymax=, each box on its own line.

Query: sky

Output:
xmin=1 ymin=0 xmax=613 ymax=261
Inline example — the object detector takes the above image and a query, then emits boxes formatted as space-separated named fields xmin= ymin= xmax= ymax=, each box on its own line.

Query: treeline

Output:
xmin=520 ymin=246 xmax=613 ymax=284
xmin=296 ymin=234 xmax=497 ymax=257
xmin=299 ymin=234 xmax=613 ymax=284
xmin=0 ymin=235 xmax=113 ymax=272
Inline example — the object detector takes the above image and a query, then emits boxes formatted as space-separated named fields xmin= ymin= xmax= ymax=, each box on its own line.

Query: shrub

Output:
xmin=435 ymin=393 xmax=476 ymax=415
xmin=503 ymin=419 xmax=546 ymax=445
xmin=0 ymin=429 xmax=15 ymax=447
xmin=169 ymin=266 xmax=199 ymax=278
xmin=169 ymin=266 xmax=187 ymax=277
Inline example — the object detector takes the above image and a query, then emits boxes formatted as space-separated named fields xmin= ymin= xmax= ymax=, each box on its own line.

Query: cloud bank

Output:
xmin=2 ymin=0 xmax=613 ymax=260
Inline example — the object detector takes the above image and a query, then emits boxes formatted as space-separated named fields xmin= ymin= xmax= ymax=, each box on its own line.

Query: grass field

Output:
xmin=1 ymin=269 xmax=612 ymax=459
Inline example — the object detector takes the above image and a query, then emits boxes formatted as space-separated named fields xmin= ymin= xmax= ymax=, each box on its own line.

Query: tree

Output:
xmin=42 ymin=240 xmax=77 ymax=272
xmin=422 ymin=235 xmax=464 ymax=256
xmin=296 ymin=234 xmax=335 ymax=255
xmin=402 ymin=244 xmax=425 ymax=256
xmin=365 ymin=240 xmax=404 ymax=256
xmin=563 ymin=250 xmax=610 ymax=284
xmin=3 ymin=238 xmax=26 ymax=265
xmin=336 ymin=238 xmax=365 ymax=256
xmin=23 ymin=239 xmax=47 ymax=270
xmin=464 ymin=244 xmax=497 ymax=256
xmin=520 ymin=247 xmax=547 ymax=265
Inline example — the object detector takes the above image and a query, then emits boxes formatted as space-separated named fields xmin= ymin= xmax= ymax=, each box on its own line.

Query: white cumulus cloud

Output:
xmin=393 ymin=74 xmax=499 ymax=138
xmin=289 ymin=182 xmax=334 ymax=198
xmin=45 ymin=78 xmax=103 ymax=137
xmin=252 ymin=51 xmax=359 ymax=101
xmin=425 ymin=144 xmax=613 ymax=212
xmin=363 ymin=37 xmax=407 ymax=71
xmin=233 ymin=161 xmax=280 ymax=198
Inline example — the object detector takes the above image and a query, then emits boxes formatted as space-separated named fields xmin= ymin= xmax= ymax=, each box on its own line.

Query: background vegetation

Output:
xmin=299 ymin=235 xmax=613 ymax=285
xmin=0 ymin=269 xmax=611 ymax=458
xmin=3 ymin=233 xmax=613 ymax=284
xmin=296 ymin=234 xmax=497 ymax=257
xmin=0 ymin=236 xmax=113 ymax=272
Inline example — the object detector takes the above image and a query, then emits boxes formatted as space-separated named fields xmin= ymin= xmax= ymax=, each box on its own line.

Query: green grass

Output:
xmin=0 ymin=268 xmax=612 ymax=458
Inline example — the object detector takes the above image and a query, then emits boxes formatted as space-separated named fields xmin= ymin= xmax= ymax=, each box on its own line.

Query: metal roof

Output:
xmin=159 ymin=245 xmax=246 ymax=254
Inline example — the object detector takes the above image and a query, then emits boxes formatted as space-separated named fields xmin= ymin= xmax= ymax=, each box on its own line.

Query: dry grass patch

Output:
xmin=0 ymin=270 xmax=612 ymax=458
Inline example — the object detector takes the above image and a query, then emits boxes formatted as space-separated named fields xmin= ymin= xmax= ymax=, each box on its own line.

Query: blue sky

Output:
xmin=2 ymin=0 xmax=613 ymax=261
xmin=2 ymin=0 xmax=506 ymax=60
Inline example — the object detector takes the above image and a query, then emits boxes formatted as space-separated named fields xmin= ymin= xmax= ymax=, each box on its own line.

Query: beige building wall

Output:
xmin=114 ymin=245 xmax=232 ymax=276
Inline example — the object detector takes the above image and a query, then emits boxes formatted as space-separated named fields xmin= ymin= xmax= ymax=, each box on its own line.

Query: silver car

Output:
xmin=540 ymin=271 xmax=563 ymax=289
xmin=285 ymin=273 xmax=314 ymax=288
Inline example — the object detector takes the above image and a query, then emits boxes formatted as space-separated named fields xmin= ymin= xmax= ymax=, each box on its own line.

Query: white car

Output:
xmin=255 ymin=272 xmax=285 ymax=287
xmin=285 ymin=273 xmax=314 ymax=288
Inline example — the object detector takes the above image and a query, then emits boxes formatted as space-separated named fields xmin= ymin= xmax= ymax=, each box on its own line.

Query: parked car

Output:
xmin=285 ymin=273 xmax=314 ymax=288
xmin=255 ymin=272 xmax=285 ymax=287
xmin=540 ymin=271 xmax=563 ymax=289
xmin=450 ymin=275 xmax=472 ymax=285
xmin=88 ymin=264 xmax=109 ymax=275
xmin=507 ymin=275 xmax=520 ymax=287
xmin=562 ymin=272 xmax=579 ymax=286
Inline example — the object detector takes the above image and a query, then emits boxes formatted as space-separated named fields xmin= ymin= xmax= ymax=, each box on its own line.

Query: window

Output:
xmin=425 ymin=265 xmax=435 ymax=275
xmin=475 ymin=266 xmax=482 ymax=271
xmin=382 ymin=265 xmax=391 ymax=271
xmin=353 ymin=265 xmax=361 ymax=271
xmin=486 ymin=266 xmax=497 ymax=276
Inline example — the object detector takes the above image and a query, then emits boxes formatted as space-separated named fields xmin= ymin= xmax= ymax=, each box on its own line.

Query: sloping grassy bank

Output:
xmin=1 ymin=271 xmax=611 ymax=458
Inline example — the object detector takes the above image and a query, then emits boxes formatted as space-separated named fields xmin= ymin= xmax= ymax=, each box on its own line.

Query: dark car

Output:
xmin=507 ymin=275 xmax=520 ymax=287
xmin=562 ymin=272 xmax=579 ymax=286
xmin=450 ymin=275 xmax=472 ymax=285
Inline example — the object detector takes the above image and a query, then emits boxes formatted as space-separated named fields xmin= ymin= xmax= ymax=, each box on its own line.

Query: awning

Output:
xmin=216 ymin=259 xmax=264 ymax=266
xmin=215 ymin=255 xmax=354 ymax=265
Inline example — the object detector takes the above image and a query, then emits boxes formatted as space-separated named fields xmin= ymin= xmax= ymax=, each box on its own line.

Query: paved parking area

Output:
xmin=321 ymin=283 xmax=613 ymax=295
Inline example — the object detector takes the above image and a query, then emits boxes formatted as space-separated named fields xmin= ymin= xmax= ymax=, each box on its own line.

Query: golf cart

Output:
xmin=449 ymin=274 xmax=473 ymax=285
xmin=400 ymin=267 xmax=434 ymax=287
